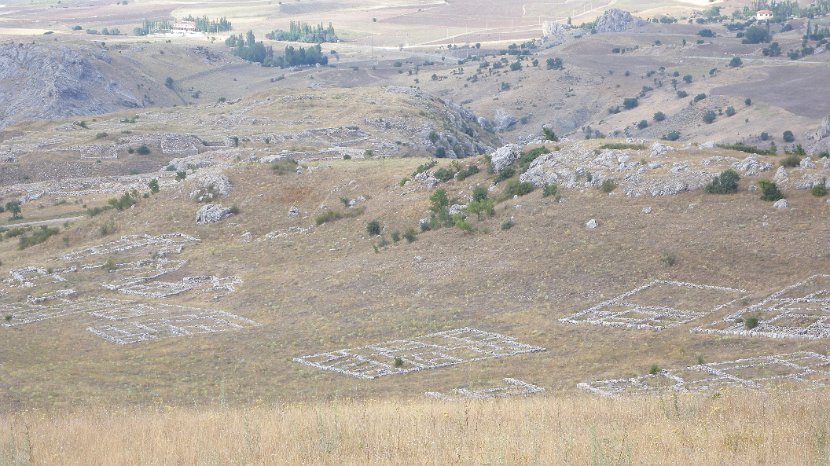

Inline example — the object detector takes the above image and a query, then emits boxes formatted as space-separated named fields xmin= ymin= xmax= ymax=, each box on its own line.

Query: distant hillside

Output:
xmin=0 ymin=42 xmax=149 ymax=128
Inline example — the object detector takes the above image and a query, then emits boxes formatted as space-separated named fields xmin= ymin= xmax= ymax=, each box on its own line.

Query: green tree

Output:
xmin=429 ymin=189 xmax=449 ymax=213
xmin=5 ymin=201 xmax=21 ymax=219
xmin=148 ymin=179 xmax=160 ymax=194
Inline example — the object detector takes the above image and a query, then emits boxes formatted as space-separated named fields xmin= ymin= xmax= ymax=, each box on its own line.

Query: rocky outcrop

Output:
xmin=0 ymin=42 xmax=143 ymax=128
xmin=490 ymin=144 xmax=522 ymax=174
xmin=593 ymin=9 xmax=645 ymax=33
xmin=189 ymin=172 xmax=231 ymax=202
xmin=517 ymin=140 xmax=830 ymax=197
xmin=195 ymin=204 xmax=234 ymax=224
xmin=493 ymin=109 xmax=518 ymax=132
xmin=806 ymin=116 xmax=830 ymax=155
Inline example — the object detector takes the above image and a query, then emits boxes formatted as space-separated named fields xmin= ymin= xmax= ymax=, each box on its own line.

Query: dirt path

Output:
xmin=4 ymin=215 xmax=83 ymax=228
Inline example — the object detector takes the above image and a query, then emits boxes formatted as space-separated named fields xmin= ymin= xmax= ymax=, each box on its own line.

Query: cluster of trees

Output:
xmin=741 ymin=25 xmax=772 ymax=44
xmin=278 ymin=44 xmax=329 ymax=67
xmin=265 ymin=21 xmax=337 ymax=43
xmin=226 ymin=31 xmax=275 ymax=65
xmin=182 ymin=15 xmax=232 ymax=33
xmin=133 ymin=19 xmax=171 ymax=36
xmin=226 ymin=31 xmax=328 ymax=67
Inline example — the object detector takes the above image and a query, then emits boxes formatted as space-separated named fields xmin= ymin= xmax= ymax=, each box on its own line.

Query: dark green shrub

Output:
xmin=107 ymin=192 xmax=137 ymax=211
xmin=501 ymin=219 xmax=515 ymax=230
xmin=175 ymin=171 xmax=187 ymax=181
xmin=454 ymin=215 xmax=474 ymax=232
xmin=433 ymin=167 xmax=455 ymax=182
xmin=703 ymin=110 xmax=717 ymax=124
xmin=812 ymin=182 xmax=828 ymax=197
xmin=366 ymin=220 xmax=382 ymax=235
xmin=455 ymin=165 xmax=479 ymax=181
xmin=637 ymin=120 xmax=648 ymax=129
xmin=467 ymin=199 xmax=495 ymax=220
xmin=780 ymin=154 xmax=801 ymax=167
xmin=403 ymin=228 xmax=417 ymax=243
xmin=725 ymin=106 xmax=736 ymax=117
xmin=429 ymin=189 xmax=449 ymax=212
xmin=654 ymin=112 xmax=666 ymax=122
xmin=542 ymin=184 xmax=559 ymax=198
xmin=758 ymin=180 xmax=784 ymax=201
xmin=728 ymin=56 xmax=743 ymax=67
xmin=649 ymin=364 xmax=661 ymax=375
xmin=412 ymin=160 xmax=437 ymax=177
xmin=600 ymin=179 xmax=617 ymax=193
xmin=148 ymin=179 xmax=160 ymax=194
xmin=783 ymin=130 xmax=795 ymax=143
xmin=18 ymin=226 xmax=59 ymax=250
xmin=623 ymin=97 xmax=639 ymax=109
xmin=705 ymin=170 xmax=740 ymax=194
xmin=693 ymin=93 xmax=707 ymax=103
xmin=663 ymin=131 xmax=681 ymax=141
xmin=518 ymin=146 xmax=550 ymax=173
xmin=745 ymin=316 xmax=759 ymax=330
xmin=542 ymin=127 xmax=558 ymax=141
xmin=677 ymin=90 xmax=688 ymax=98
xmin=391 ymin=230 xmax=401 ymax=243
xmin=471 ymin=185 xmax=488 ymax=202
xmin=136 ymin=144 xmax=151 ymax=155
xmin=498 ymin=180 xmax=534 ymax=202
xmin=494 ymin=166 xmax=516 ymax=183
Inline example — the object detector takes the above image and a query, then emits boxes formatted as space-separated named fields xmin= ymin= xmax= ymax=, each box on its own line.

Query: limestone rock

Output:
xmin=288 ymin=206 xmax=300 ymax=218
xmin=800 ymin=158 xmax=817 ymax=169
xmin=189 ymin=172 xmax=231 ymax=202
xmin=774 ymin=167 xmax=789 ymax=184
xmin=773 ymin=199 xmax=789 ymax=209
xmin=651 ymin=143 xmax=673 ymax=158
xmin=594 ymin=9 xmax=645 ymax=33
xmin=493 ymin=109 xmax=518 ymax=132
xmin=585 ymin=218 xmax=598 ymax=229
xmin=734 ymin=156 xmax=772 ymax=176
xmin=448 ymin=204 xmax=467 ymax=216
xmin=195 ymin=204 xmax=234 ymax=224
xmin=490 ymin=144 xmax=522 ymax=173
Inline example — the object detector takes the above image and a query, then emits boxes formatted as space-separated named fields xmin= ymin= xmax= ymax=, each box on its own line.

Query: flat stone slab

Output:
xmin=580 ymin=352 xmax=830 ymax=396
xmin=694 ymin=275 xmax=830 ymax=340
xmin=425 ymin=378 xmax=545 ymax=401
xmin=560 ymin=280 xmax=747 ymax=331
xmin=294 ymin=327 xmax=546 ymax=379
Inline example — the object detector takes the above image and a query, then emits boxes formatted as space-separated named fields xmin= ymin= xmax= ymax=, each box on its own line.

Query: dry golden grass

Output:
xmin=2 ymin=390 xmax=830 ymax=465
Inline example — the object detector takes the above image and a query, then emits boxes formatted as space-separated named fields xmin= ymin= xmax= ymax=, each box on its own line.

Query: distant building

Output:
xmin=171 ymin=21 xmax=196 ymax=33
xmin=756 ymin=9 xmax=774 ymax=21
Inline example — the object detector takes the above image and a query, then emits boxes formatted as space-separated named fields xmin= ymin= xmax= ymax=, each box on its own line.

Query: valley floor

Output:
xmin=2 ymin=390 xmax=829 ymax=464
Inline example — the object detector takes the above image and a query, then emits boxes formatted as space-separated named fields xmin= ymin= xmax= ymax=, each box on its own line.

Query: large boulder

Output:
xmin=195 ymin=204 xmax=234 ymax=224
xmin=493 ymin=109 xmax=518 ymax=132
xmin=189 ymin=172 xmax=231 ymax=202
xmin=594 ymin=9 xmax=645 ymax=33
xmin=490 ymin=144 xmax=522 ymax=173
xmin=188 ymin=172 xmax=231 ymax=202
